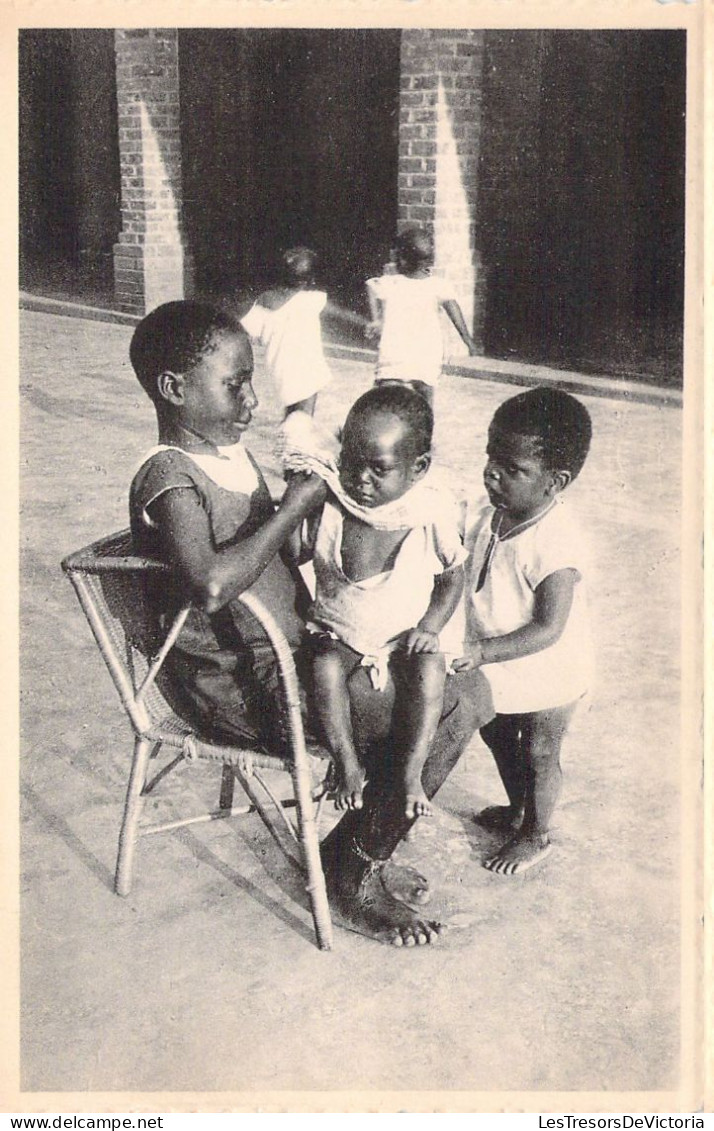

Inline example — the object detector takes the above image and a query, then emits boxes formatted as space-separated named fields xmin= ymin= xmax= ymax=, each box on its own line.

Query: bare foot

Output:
xmin=328 ymin=865 xmax=443 ymax=946
xmin=404 ymin=774 xmax=432 ymax=819
xmin=333 ymin=764 xmax=365 ymax=811
xmin=405 ymin=792 xmax=432 ymax=819
xmin=379 ymin=860 xmax=431 ymax=906
xmin=483 ymin=832 xmax=552 ymax=876
xmin=474 ymin=804 xmax=524 ymax=834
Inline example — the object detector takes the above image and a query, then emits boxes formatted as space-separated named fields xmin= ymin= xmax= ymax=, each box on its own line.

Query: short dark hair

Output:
xmin=129 ymin=300 xmax=245 ymax=403
xmin=344 ymin=383 xmax=434 ymax=456
xmin=490 ymin=387 xmax=592 ymax=480
xmin=395 ymin=226 xmax=434 ymax=272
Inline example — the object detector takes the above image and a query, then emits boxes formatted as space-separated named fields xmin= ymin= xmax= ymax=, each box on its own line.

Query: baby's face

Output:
xmin=339 ymin=410 xmax=427 ymax=508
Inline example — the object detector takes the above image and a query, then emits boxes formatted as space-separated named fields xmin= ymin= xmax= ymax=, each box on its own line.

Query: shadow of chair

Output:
xmin=61 ymin=529 xmax=333 ymax=950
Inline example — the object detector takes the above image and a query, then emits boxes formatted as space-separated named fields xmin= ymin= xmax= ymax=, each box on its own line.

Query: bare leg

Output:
xmin=399 ymin=652 xmax=446 ymax=819
xmin=320 ymin=666 xmax=495 ymax=944
xmin=476 ymin=714 xmax=526 ymax=832
xmin=484 ymin=702 xmax=577 ymax=876
xmin=311 ymin=637 xmax=365 ymax=810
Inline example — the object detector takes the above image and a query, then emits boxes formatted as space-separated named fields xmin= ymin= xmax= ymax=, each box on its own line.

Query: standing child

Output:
xmin=241 ymin=246 xmax=363 ymax=420
xmin=295 ymin=384 xmax=467 ymax=820
xmin=452 ymin=387 xmax=593 ymax=875
xmin=366 ymin=226 xmax=479 ymax=408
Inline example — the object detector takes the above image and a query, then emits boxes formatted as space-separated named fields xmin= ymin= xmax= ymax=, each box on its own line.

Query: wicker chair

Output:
xmin=61 ymin=529 xmax=333 ymax=951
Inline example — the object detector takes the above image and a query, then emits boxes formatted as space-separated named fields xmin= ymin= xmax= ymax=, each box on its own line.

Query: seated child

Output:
xmin=366 ymin=226 xmax=479 ymax=407
xmin=241 ymin=245 xmax=364 ymax=420
xmin=128 ymin=300 xmax=326 ymax=749
xmin=296 ymin=384 xmax=466 ymax=820
xmin=452 ymin=387 xmax=593 ymax=875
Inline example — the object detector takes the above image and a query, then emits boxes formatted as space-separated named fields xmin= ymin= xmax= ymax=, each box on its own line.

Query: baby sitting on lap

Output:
xmin=284 ymin=384 xmax=465 ymax=820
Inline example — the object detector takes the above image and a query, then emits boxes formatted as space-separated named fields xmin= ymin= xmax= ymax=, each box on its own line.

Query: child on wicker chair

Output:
xmin=128 ymin=300 xmax=326 ymax=751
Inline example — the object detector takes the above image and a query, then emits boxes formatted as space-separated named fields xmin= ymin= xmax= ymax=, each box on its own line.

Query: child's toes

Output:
xmin=405 ymin=794 xmax=431 ymax=819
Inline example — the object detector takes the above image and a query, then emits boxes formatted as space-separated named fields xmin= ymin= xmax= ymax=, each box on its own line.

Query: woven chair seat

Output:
xmin=62 ymin=529 xmax=333 ymax=950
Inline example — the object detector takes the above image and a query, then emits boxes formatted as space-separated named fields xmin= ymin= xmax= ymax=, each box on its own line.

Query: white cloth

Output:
xmin=279 ymin=409 xmax=455 ymax=532
xmin=459 ymin=496 xmax=593 ymax=713
xmin=241 ymin=290 xmax=333 ymax=406
xmin=134 ymin=442 xmax=259 ymax=526
xmin=308 ymin=496 xmax=466 ymax=689
xmin=367 ymin=272 xmax=456 ymax=386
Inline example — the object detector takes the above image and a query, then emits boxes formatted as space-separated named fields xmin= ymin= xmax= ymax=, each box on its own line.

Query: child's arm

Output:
xmin=441 ymin=299 xmax=479 ymax=355
xmin=403 ymin=566 xmax=465 ymax=655
xmin=283 ymin=523 xmax=303 ymax=569
xmin=284 ymin=506 xmax=321 ymax=568
xmin=149 ymin=474 xmax=327 ymax=615
xmin=365 ymin=282 xmax=384 ymax=342
xmin=451 ymin=568 xmax=577 ymax=671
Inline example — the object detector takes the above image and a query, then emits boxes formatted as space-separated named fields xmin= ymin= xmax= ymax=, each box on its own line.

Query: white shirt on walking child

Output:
xmin=241 ymin=290 xmax=333 ymax=408
xmin=366 ymin=272 xmax=457 ymax=386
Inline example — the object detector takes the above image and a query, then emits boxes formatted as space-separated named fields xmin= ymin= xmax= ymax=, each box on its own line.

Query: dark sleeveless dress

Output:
xmin=129 ymin=447 xmax=308 ymax=749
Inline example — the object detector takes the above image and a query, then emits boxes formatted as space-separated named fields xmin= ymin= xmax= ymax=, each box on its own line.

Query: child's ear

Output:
xmin=157 ymin=370 xmax=185 ymax=405
xmin=412 ymin=452 xmax=431 ymax=480
xmin=550 ymin=469 xmax=572 ymax=494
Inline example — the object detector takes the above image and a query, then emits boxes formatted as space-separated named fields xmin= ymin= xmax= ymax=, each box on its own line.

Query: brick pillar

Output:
xmin=113 ymin=29 xmax=192 ymax=314
xmin=398 ymin=30 xmax=485 ymax=352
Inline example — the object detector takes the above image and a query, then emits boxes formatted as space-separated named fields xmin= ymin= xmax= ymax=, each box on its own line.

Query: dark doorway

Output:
xmin=19 ymin=29 xmax=121 ymax=303
xmin=478 ymin=30 xmax=686 ymax=385
xmin=178 ymin=28 xmax=401 ymax=312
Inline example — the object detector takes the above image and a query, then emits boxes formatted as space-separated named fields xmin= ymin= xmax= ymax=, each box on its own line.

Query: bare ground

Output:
xmin=19 ymin=310 xmax=682 ymax=1099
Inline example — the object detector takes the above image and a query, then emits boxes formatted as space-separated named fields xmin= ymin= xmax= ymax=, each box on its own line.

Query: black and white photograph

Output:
xmin=11 ymin=0 xmax=705 ymax=1112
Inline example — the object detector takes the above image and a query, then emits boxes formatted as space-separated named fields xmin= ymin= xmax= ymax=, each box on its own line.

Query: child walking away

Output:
xmin=241 ymin=246 xmax=364 ymax=420
xmin=286 ymin=385 xmax=466 ymax=820
xmin=366 ymin=226 xmax=479 ymax=408
xmin=453 ymin=387 xmax=593 ymax=875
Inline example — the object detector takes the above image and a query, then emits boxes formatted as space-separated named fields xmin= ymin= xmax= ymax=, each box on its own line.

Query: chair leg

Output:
xmin=219 ymin=763 xmax=235 ymax=811
xmin=233 ymin=766 xmax=299 ymax=860
xmin=291 ymin=762 xmax=333 ymax=951
xmin=115 ymin=735 xmax=154 ymax=897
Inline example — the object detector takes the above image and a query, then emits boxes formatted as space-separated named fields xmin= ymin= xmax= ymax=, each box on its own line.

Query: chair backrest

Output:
xmin=61 ymin=530 xmax=180 ymax=735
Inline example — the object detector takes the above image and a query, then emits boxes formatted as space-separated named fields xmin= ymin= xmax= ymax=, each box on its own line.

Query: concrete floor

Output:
xmin=19 ymin=310 xmax=685 ymax=1102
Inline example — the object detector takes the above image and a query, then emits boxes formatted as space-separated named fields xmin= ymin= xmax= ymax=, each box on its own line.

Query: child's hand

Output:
xmin=403 ymin=627 xmax=440 ymax=655
xmin=280 ymin=472 xmax=327 ymax=516
xmin=450 ymin=641 xmax=485 ymax=672
xmin=365 ymin=320 xmax=381 ymax=343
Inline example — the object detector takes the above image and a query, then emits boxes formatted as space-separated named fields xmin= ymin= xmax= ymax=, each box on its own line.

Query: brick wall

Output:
xmin=113 ymin=29 xmax=191 ymax=314
xmin=398 ymin=29 xmax=485 ymax=350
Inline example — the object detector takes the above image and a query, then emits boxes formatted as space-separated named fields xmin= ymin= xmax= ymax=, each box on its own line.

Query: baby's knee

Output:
xmin=528 ymin=706 xmax=574 ymax=756
xmin=411 ymin=651 xmax=446 ymax=697
xmin=312 ymin=641 xmax=352 ymax=691
xmin=526 ymin=720 xmax=566 ymax=768
xmin=526 ymin=735 xmax=560 ymax=768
